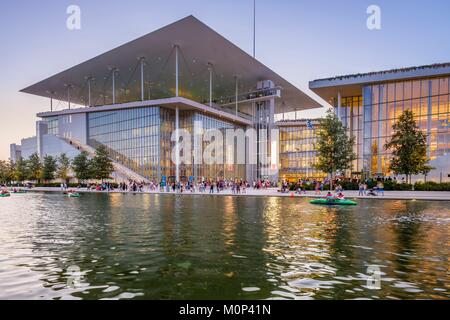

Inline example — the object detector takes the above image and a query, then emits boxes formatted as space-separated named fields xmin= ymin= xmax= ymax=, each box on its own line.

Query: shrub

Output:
xmin=414 ymin=182 xmax=450 ymax=191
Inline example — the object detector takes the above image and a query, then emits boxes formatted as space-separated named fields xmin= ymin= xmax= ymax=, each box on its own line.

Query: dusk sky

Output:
xmin=1 ymin=0 xmax=450 ymax=160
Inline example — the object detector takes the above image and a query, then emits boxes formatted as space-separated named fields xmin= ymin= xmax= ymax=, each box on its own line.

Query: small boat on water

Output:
xmin=67 ymin=192 xmax=81 ymax=198
xmin=67 ymin=191 xmax=81 ymax=198
xmin=310 ymin=198 xmax=358 ymax=206
xmin=0 ymin=192 xmax=11 ymax=198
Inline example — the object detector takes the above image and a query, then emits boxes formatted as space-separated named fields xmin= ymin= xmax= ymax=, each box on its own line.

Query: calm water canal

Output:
xmin=0 ymin=192 xmax=448 ymax=300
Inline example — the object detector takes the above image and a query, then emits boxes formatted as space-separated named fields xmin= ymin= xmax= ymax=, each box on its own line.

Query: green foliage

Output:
xmin=385 ymin=110 xmax=433 ymax=184
xmin=0 ymin=160 xmax=14 ymax=184
xmin=414 ymin=182 xmax=450 ymax=191
xmin=57 ymin=153 xmax=71 ymax=183
xmin=41 ymin=155 xmax=57 ymax=182
xmin=14 ymin=157 xmax=29 ymax=182
xmin=71 ymin=152 xmax=92 ymax=182
xmin=27 ymin=153 xmax=42 ymax=182
xmin=91 ymin=145 xmax=114 ymax=181
xmin=314 ymin=109 xmax=356 ymax=187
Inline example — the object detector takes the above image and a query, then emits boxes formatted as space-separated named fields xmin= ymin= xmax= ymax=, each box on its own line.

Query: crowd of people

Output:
xmin=278 ymin=177 xmax=387 ymax=198
xmin=3 ymin=176 xmax=390 ymax=198
xmin=64 ymin=178 xmax=279 ymax=195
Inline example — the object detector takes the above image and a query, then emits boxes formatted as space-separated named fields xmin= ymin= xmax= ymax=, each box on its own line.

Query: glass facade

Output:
xmin=87 ymin=106 xmax=245 ymax=182
xmin=337 ymin=76 xmax=450 ymax=177
xmin=46 ymin=117 xmax=59 ymax=135
xmin=88 ymin=107 xmax=163 ymax=180
xmin=339 ymin=96 xmax=364 ymax=173
xmin=279 ymin=121 xmax=326 ymax=181
xmin=179 ymin=112 xmax=246 ymax=181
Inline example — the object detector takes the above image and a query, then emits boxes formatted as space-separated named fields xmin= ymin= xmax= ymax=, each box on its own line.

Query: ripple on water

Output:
xmin=0 ymin=194 xmax=449 ymax=300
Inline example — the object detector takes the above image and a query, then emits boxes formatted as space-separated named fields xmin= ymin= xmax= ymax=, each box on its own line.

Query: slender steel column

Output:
xmin=50 ymin=97 xmax=53 ymax=112
xmin=140 ymin=58 xmax=145 ymax=101
xmin=208 ymin=63 xmax=213 ymax=107
xmin=235 ymin=76 xmax=239 ymax=116
xmin=87 ymin=78 xmax=92 ymax=107
xmin=112 ymin=69 xmax=117 ymax=104
xmin=175 ymin=106 xmax=180 ymax=182
xmin=67 ymin=85 xmax=71 ymax=110
xmin=175 ymin=45 xmax=179 ymax=97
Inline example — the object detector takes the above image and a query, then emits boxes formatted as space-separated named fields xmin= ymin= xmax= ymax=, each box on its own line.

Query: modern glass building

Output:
xmin=277 ymin=119 xmax=325 ymax=182
xmin=310 ymin=63 xmax=450 ymax=182
xmin=11 ymin=16 xmax=320 ymax=183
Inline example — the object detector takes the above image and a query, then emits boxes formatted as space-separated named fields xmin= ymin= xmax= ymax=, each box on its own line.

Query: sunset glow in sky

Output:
xmin=1 ymin=0 xmax=450 ymax=159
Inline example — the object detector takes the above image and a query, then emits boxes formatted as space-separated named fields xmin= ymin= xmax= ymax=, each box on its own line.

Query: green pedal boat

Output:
xmin=310 ymin=198 xmax=358 ymax=206
xmin=0 ymin=193 xmax=11 ymax=198
xmin=67 ymin=193 xmax=81 ymax=198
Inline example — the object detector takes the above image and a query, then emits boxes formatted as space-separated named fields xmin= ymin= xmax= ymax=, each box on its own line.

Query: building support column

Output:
xmin=235 ymin=76 xmax=239 ymax=116
xmin=87 ymin=77 xmax=92 ymax=107
xmin=140 ymin=57 xmax=145 ymax=101
xmin=66 ymin=85 xmax=71 ymax=110
xmin=175 ymin=106 xmax=180 ymax=183
xmin=175 ymin=45 xmax=179 ymax=97
xmin=208 ymin=63 xmax=213 ymax=107
xmin=112 ymin=68 xmax=117 ymax=104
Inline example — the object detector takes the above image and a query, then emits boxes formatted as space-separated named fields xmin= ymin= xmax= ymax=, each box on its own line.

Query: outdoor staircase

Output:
xmin=57 ymin=136 xmax=151 ymax=183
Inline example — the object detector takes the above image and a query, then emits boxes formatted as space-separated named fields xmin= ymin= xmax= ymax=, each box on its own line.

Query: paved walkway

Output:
xmin=24 ymin=187 xmax=450 ymax=201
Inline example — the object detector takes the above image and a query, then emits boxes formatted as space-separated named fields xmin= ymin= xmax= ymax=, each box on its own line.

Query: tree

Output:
xmin=384 ymin=110 xmax=433 ymax=184
xmin=72 ymin=151 xmax=92 ymax=183
xmin=27 ymin=153 xmax=42 ymax=183
xmin=41 ymin=155 xmax=57 ymax=182
xmin=57 ymin=153 xmax=71 ymax=184
xmin=91 ymin=145 xmax=114 ymax=182
xmin=0 ymin=160 xmax=14 ymax=184
xmin=14 ymin=157 xmax=29 ymax=183
xmin=314 ymin=109 xmax=357 ymax=190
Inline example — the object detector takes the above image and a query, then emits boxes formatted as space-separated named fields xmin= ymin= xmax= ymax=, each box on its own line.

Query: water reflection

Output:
xmin=0 ymin=193 xmax=448 ymax=300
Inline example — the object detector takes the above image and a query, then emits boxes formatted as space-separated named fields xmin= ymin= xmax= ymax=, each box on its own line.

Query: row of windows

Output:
xmin=367 ymin=77 xmax=450 ymax=105
xmin=337 ymin=77 xmax=450 ymax=175
xmin=87 ymin=106 xmax=246 ymax=180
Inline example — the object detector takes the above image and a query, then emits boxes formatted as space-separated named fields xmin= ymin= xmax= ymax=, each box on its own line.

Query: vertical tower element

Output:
xmin=36 ymin=121 xmax=48 ymax=159
xmin=254 ymin=80 xmax=278 ymax=182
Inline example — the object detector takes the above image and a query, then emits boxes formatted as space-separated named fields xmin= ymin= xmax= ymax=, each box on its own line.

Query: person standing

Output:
xmin=358 ymin=183 xmax=364 ymax=196
xmin=377 ymin=181 xmax=385 ymax=196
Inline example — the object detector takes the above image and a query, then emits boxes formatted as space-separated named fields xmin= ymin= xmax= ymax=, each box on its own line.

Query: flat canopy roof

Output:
xmin=309 ymin=62 xmax=450 ymax=103
xmin=21 ymin=15 xmax=321 ymax=113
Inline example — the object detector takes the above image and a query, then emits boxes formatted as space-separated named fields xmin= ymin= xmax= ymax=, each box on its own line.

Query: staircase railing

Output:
xmin=56 ymin=135 xmax=151 ymax=183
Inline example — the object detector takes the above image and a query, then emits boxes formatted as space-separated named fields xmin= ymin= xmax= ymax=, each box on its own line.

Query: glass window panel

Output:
xmin=412 ymin=80 xmax=421 ymax=99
